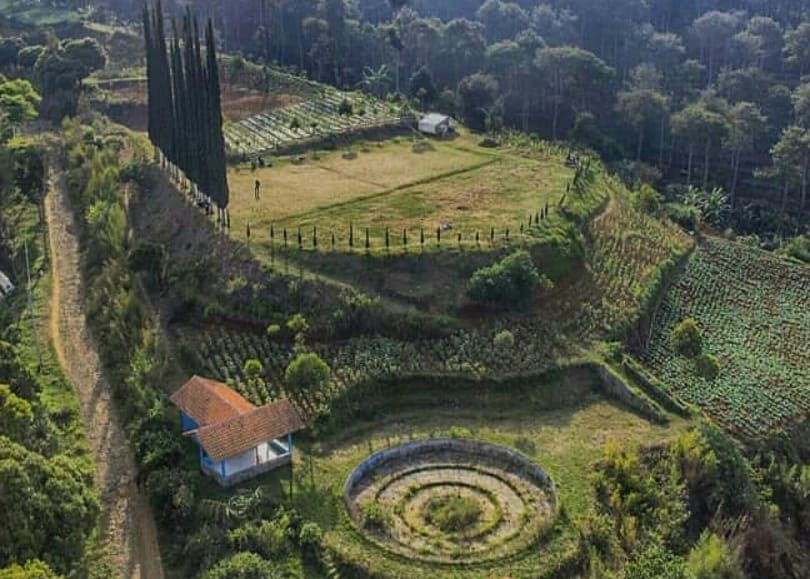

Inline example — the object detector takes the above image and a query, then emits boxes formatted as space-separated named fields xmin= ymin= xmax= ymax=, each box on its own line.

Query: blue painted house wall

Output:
xmin=180 ymin=412 xmax=198 ymax=432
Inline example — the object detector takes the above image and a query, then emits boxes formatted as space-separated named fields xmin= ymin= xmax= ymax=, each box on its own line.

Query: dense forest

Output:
xmin=107 ymin=0 xmax=810 ymax=238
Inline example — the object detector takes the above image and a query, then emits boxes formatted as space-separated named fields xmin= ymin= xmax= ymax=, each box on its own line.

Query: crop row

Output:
xmin=642 ymin=239 xmax=810 ymax=439
xmin=224 ymin=91 xmax=406 ymax=157
xmin=178 ymin=324 xmax=568 ymax=410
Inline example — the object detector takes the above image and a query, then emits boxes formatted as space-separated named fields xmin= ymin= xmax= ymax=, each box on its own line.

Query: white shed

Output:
xmin=419 ymin=113 xmax=453 ymax=137
xmin=0 ymin=271 xmax=14 ymax=298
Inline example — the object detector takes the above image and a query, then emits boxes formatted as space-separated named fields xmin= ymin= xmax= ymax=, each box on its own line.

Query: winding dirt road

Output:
xmin=45 ymin=175 xmax=165 ymax=579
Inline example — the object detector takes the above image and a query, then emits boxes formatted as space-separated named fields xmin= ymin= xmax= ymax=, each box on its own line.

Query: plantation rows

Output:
xmin=642 ymin=239 xmax=810 ymax=439
xmin=584 ymin=192 xmax=693 ymax=333
xmin=179 ymin=325 xmax=568 ymax=412
xmin=224 ymin=91 xmax=407 ymax=158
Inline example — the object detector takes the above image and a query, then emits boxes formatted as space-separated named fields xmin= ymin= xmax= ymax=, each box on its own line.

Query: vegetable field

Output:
xmin=180 ymin=326 xmax=565 ymax=413
xmin=642 ymin=239 xmax=810 ymax=439
xmin=224 ymin=91 xmax=408 ymax=158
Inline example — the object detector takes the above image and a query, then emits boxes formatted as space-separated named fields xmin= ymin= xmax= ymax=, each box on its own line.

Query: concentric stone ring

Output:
xmin=344 ymin=439 xmax=557 ymax=564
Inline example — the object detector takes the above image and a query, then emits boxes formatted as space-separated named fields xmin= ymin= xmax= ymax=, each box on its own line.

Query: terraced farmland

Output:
xmin=642 ymin=239 xmax=810 ymax=440
xmin=224 ymin=91 xmax=409 ymax=158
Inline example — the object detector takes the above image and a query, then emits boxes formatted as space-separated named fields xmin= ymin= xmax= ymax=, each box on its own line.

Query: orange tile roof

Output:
xmin=170 ymin=375 xmax=256 ymax=427
xmin=196 ymin=399 xmax=304 ymax=461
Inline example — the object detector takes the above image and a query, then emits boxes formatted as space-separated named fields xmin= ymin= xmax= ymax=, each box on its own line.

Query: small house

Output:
xmin=170 ymin=376 xmax=304 ymax=487
xmin=418 ymin=113 xmax=453 ymax=138
xmin=0 ymin=271 xmax=14 ymax=299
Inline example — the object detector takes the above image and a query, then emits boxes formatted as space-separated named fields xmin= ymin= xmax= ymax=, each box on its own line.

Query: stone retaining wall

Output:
xmin=344 ymin=438 xmax=554 ymax=508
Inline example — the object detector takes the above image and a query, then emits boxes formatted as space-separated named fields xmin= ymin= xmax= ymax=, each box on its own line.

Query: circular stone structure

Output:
xmin=344 ymin=439 xmax=557 ymax=564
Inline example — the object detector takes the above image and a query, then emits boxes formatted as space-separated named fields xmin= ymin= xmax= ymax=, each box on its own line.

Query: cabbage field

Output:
xmin=643 ymin=239 xmax=810 ymax=440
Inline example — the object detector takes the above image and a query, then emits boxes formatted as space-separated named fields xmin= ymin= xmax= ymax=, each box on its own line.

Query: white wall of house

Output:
xmin=256 ymin=442 xmax=271 ymax=462
xmin=224 ymin=448 xmax=258 ymax=475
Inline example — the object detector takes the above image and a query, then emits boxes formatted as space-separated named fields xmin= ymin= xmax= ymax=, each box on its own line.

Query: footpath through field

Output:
xmin=45 ymin=172 xmax=164 ymax=579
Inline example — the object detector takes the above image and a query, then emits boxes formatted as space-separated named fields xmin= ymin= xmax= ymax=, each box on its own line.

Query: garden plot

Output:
xmin=223 ymin=91 xmax=407 ymax=158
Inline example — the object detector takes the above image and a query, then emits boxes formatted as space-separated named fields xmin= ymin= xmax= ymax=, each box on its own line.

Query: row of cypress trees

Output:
xmin=143 ymin=1 xmax=229 ymax=212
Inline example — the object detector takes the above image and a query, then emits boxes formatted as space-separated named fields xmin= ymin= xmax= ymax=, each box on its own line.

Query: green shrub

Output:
xmin=338 ymin=98 xmax=353 ymax=116
xmin=493 ymin=330 xmax=515 ymax=349
xmin=362 ymin=501 xmax=390 ymax=531
xmin=624 ymin=541 xmax=685 ymax=579
xmin=298 ymin=522 xmax=323 ymax=554
xmin=468 ymin=250 xmax=552 ymax=309
xmin=203 ymin=552 xmax=280 ymax=579
xmin=635 ymin=184 xmax=662 ymax=213
xmin=0 ymin=560 xmax=61 ymax=579
xmin=425 ymin=496 xmax=482 ymax=533
xmin=285 ymin=353 xmax=331 ymax=395
xmin=286 ymin=313 xmax=309 ymax=336
xmin=685 ymin=532 xmax=743 ymax=579
xmin=671 ymin=318 xmax=702 ymax=357
xmin=695 ymin=353 xmax=720 ymax=380
xmin=664 ymin=202 xmax=699 ymax=231
xmin=777 ymin=235 xmax=810 ymax=264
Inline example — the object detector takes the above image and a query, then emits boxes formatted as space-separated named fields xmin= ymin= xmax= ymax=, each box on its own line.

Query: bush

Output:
xmin=665 ymin=202 xmax=700 ymax=231
xmin=685 ymin=532 xmax=743 ymax=579
xmin=285 ymin=353 xmax=331 ymax=395
xmin=777 ymin=235 xmax=810 ymax=264
xmin=425 ymin=496 xmax=482 ymax=533
xmin=671 ymin=319 xmax=702 ymax=357
xmin=635 ymin=184 xmax=662 ymax=213
xmin=298 ymin=522 xmax=323 ymax=555
xmin=695 ymin=353 xmax=720 ymax=380
xmin=468 ymin=250 xmax=552 ymax=309
xmin=362 ymin=501 xmax=390 ymax=531
xmin=203 ymin=552 xmax=280 ymax=579
xmin=493 ymin=330 xmax=515 ymax=349
xmin=338 ymin=98 xmax=353 ymax=116
xmin=0 ymin=560 xmax=61 ymax=579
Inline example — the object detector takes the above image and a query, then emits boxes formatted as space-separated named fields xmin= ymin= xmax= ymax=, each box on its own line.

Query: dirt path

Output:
xmin=45 ymin=174 xmax=165 ymax=579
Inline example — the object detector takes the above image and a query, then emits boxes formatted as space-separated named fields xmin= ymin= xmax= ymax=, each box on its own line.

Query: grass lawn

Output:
xmin=228 ymin=135 xmax=572 ymax=251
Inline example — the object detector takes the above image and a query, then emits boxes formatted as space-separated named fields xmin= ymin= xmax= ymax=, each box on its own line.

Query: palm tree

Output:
xmin=359 ymin=65 xmax=391 ymax=99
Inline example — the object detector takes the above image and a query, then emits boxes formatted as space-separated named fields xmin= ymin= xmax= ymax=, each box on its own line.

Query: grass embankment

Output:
xmin=642 ymin=238 xmax=810 ymax=441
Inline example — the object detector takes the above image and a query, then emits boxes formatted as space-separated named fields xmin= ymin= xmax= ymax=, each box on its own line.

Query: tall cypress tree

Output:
xmin=152 ymin=1 xmax=173 ymax=157
xmin=169 ymin=21 xmax=187 ymax=180
xmin=142 ymin=6 xmax=156 ymax=147
xmin=205 ymin=19 xmax=229 ymax=209
xmin=143 ymin=3 xmax=229 ymax=209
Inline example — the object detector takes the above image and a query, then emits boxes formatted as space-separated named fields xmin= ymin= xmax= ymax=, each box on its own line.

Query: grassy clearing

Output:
xmin=291 ymin=381 xmax=689 ymax=578
xmin=229 ymin=135 xmax=574 ymax=253
xmin=228 ymin=138 xmax=492 ymax=226
xmin=642 ymin=238 xmax=810 ymax=440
